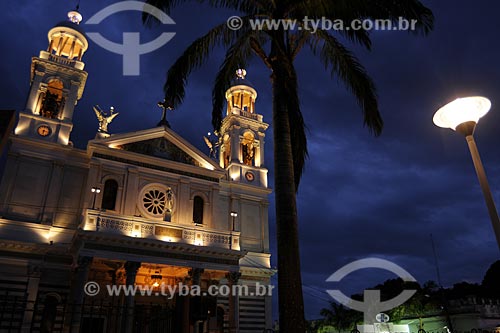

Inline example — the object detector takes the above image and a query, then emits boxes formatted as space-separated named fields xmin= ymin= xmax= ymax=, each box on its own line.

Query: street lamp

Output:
xmin=230 ymin=211 xmax=238 ymax=231
xmin=433 ymin=96 xmax=500 ymax=251
xmin=91 ymin=187 xmax=101 ymax=209
xmin=230 ymin=211 xmax=238 ymax=250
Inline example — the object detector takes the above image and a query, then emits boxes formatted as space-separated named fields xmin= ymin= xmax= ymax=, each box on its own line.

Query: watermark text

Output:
xmin=227 ymin=16 xmax=418 ymax=33
xmin=84 ymin=281 xmax=274 ymax=299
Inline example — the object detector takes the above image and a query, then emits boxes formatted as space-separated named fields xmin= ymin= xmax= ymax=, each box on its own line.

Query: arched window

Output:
xmin=193 ymin=196 xmax=204 ymax=224
xmin=40 ymin=79 xmax=64 ymax=119
xmin=242 ymin=131 xmax=255 ymax=166
xmin=101 ymin=179 xmax=118 ymax=210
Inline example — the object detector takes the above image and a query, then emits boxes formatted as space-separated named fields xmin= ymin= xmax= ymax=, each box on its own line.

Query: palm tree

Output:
xmin=144 ymin=1 xmax=433 ymax=331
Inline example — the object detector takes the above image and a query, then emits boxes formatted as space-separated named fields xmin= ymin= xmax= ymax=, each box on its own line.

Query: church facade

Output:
xmin=0 ymin=9 xmax=273 ymax=333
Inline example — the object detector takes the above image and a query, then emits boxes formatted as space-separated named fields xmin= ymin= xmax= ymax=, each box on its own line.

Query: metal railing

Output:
xmin=0 ymin=292 xmax=175 ymax=333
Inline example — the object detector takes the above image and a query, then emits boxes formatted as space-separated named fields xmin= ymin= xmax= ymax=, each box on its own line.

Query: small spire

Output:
xmin=236 ymin=68 xmax=247 ymax=79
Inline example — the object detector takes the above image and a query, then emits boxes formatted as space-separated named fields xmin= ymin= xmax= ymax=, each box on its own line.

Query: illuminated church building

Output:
xmin=0 ymin=9 xmax=274 ymax=333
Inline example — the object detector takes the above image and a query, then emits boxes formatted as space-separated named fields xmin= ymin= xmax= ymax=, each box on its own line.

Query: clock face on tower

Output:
xmin=245 ymin=171 xmax=255 ymax=182
xmin=37 ymin=125 xmax=51 ymax=137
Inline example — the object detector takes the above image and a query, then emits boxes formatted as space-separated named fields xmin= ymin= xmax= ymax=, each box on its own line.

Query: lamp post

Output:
xmin=91 ymin=187 xmax=101 ymax=210
xmin=433 ymin=96 xmax=500 ymax=251
xmin=230 ymin=211 xmax=238 ymax=250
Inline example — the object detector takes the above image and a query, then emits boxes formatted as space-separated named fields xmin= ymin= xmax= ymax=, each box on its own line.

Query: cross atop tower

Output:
xmin=157 ymin=99 xmax=173 ymax=128
xmin=236 ymin=68 xmax=247 ymax=79
xmin=67 ymin=10 xmax=82 ymax=24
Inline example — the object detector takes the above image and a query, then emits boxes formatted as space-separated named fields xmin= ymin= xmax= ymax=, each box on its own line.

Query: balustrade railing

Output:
xmin=82 ymin=209 xmax=240 ymax=250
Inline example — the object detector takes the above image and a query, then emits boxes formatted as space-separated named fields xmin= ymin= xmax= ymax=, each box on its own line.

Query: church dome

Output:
xmin=225 ymin=69 xmax=258 ymax=116
xmin=52 ymin=19 xmax=86 ymax=36
xmin=229 ymin=69 xmax=255 ymax=89
xmin=46 ymin=10 xmax=88 ymax=60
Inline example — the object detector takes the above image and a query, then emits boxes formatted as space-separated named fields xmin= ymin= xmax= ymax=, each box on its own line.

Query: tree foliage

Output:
xmin=144 ymin=0 xmax=434 ymax=331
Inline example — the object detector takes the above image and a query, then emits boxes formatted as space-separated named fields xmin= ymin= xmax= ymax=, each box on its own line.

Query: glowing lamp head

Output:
xmin=433 ymin=96 xmax=491 ymax=131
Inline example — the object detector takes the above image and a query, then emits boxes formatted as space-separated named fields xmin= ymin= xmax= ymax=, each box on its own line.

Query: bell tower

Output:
xmin=15 ymin=9 xmax=88 ymax=145
xmin=219 ymin=69 xmax=269 ymax=187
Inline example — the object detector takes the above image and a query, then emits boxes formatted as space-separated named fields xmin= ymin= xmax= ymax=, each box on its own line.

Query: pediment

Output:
xmin=88 ymin=126 xmax=221 ymax=171
xmin=119 ymin=137 xmax=201 ymax=167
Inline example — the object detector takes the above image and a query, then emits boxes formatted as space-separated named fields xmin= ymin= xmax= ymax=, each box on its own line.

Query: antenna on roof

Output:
xmin=430 ymin=233 xmax=443 ymax=287
xmin=431 ymin=233 xmax=456 ymax=333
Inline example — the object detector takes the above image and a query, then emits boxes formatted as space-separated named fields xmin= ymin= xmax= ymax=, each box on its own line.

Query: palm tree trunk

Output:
xmin=270 ymin=37 xmax=306 ymax=333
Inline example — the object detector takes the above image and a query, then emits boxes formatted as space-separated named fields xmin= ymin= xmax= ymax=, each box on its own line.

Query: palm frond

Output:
xmin=338 ymin=28 xmax=372 ymax=50
xmin=162 ymin=20 xmax=249 ymax=108
xmin=368 ymin=0 xmax=434 ymax=34
xmin=143 ymin=0 xmax=262 ymax=24
xmin=289 ymin=5 xmax=372 ymax=49
xmin=289 ymin=0 xmax=433 ymax=36
xmin=310 ymin=31 xmax=383 ymax=136
xmin=288 ymin=30 xmax=310 ymax=59
xmin=250 ymin=37 xmax=272 ymax=68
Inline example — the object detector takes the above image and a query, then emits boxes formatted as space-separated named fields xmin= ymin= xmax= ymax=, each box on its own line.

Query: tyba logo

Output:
xmin=85 ymin=1 xmax=176 ymax=76
xmin=326 ymin=258 xmax=417 ymax=333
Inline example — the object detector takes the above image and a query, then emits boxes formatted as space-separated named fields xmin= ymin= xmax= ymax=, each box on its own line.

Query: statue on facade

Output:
xmin=164 ymin=188 xmax=175 ymax=222
xmin=203 ymin=131 xmax=220 ymax=159
xmin=93 ymin=105 xmax=119 ymax=134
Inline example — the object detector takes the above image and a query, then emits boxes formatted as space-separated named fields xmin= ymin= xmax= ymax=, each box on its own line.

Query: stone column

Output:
xmin=189 ymin=268 xmax=204 ymax=286
xmin=123 ymin=261 xmax=141 ymax=333
xmin=230 ymin=127 xmax=240 ymax=163
xmin=183 ymin=268 xmax=204 ymax=333
xmin=21 ymin=264 xmax=42 ymax=333
xmin=61 ymin=81 xmax=80 ymax=121
xmin=208 ymin=185 xmax=219 ymax=228
xmin=261 ymin=200 xmax=270 ymax=252
xmin=178 ymin=177 xmax=191 ymax=225
xmin=264 ymin=281 xmax=273 ymax=331
xmin=0 ymin=153 xmax=20 ymax=213
xmin=258 ymin=132 xmax=265 ymax=167
xmin=40 ymin=160 xmax=65 ymax=225
xmin=66 ymin=256 xmax=93 ymax=333
xmin=25 ymin=70 xmax=45 ymax=114
xmin=123 ymin=167 xmax=139 ymax=216
xmin=182 ymin=293 xmax=190 ymax=333
xmin=226 ymin=272 xmax=241 ymax=333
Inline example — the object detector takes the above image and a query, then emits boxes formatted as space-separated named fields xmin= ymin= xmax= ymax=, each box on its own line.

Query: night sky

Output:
xmin=2 ymin=0 xmax=500 ymax=320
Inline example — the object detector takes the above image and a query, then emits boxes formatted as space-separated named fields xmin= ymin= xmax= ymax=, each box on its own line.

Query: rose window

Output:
xmin=138 ymin=184 xmax=175 ymax=219
xmin=143 ymin=189 xmax=166 ymax=215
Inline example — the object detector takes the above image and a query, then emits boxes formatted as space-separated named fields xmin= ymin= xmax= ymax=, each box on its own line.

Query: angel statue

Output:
xmin=93 ymin=105 xmax=119 ymax=133
xmin=203 ymin=131 xmax=220 ymax=159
